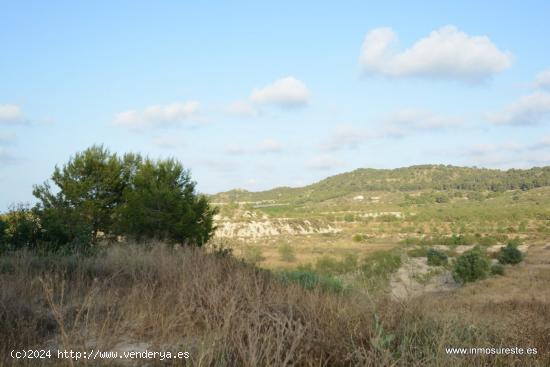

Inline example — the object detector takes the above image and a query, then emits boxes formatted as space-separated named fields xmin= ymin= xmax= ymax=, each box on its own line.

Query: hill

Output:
xmin=212 ymin=165 xmax=550 ymax=204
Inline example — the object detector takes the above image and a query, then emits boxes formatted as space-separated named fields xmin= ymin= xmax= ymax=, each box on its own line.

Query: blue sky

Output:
xmin=1 ymin=1 xmax=550 ymax=210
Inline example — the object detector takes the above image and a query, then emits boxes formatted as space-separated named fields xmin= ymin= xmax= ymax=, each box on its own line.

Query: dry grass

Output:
xmin=1 ymin=243 xmax=549 ymax=366
xmin=224 ymin=234 xmax=398 ymax=270
xmin=420 ymin=243 xmax=550 ymax=354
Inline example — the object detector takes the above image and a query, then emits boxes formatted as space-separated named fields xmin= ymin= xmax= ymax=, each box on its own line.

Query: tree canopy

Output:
xmin=23 ymin=145 xmax=217 ymax=250
xmin=116 ymin=157 xmax=215 ymax=245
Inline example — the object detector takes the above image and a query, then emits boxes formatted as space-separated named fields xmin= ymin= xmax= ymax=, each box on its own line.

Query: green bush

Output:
xmin=452 ymin=248 xmax=490 ymax=284
xmin=352 ymin=233 xmax=369 ymax=242
xmin=343 ymin=214 xmax=355 ymax=222
xmin=277 ymin=270 xmax=343 ymax=292
xmin=497 ymin=243 xmax=523 ymax=265
xmin=426 ymin=249 xmax=448 ymax=266
xmin=490 ymin=263 xmax=505 ymax=276
xmin=362 ymin=251 xmax=401 ymax=280
xmin=277 ymin=243 xmax=296 ymax=262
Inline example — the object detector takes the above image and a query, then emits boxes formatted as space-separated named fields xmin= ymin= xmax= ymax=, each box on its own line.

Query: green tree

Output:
xmin=1 ymin=204 xmax=41 ymax=251
xmin=33 ymin=145 xmax=125 ymax=244
xmin=116 ymin=158 xmax=217 ymax=245
xmin=30 ymin=145 xmax=216 ymax=249
xmin=35 ymin=204 xmax=93 ymax=251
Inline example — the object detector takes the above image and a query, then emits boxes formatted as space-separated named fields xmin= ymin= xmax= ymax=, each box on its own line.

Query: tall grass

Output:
xmin=0 ymin=244 xmax=548 ymax=366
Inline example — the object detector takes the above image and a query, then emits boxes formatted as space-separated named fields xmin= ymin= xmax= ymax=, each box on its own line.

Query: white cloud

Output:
xmin=534 ymin=68 xmax=550 ymax=90
xmin=0 ymin=104 xmax=25 ymax=124
xmin=322 ymin=125 xmax=373 ymax=151
xmin=323 ymin=110 xmax=461 ymax=151
xmin=225 ymin=101 xmax=258 ymax=117
xmin=486 ymin=92 xmax=550 ymax=126
xmin=225 ymin=77 xmax=310 ymax=116
xmin=385 ymin=109 xmax=462 ymax=131
xmin=359 ymin=25 xmax=512 ymax=82
xmin=306 ymin=155 xmax=342 ymax=170
xmin=257 ymin=139 xmax=282 ymax=153
xmin=113 ymin=101 xmax=200 ymax=129
xmin=0 ymin=132 xmax=16 ymax=145
xmin=250 ymin=77 xmax=310 ymax=107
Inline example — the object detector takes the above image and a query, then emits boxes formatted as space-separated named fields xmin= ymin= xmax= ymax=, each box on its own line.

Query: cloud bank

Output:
xmin=359 ymin=25 xmax=512 ymax=82
xmin=534 ymin=68 xmax=550 ymax=90
xmin=114 ymin=101 xmax=200 ymax=129
xmin=0 ymin=104 xmax=25 ymax=124
xmin=323 ymin=110 xmax=462 ymax=151
xmin=384 ymin=109 xmax=462 ymax=135
xmin=250 ymin=77 xmax=310 ymax=107
xmin=486 ymin=92 xmax=550 ymax=126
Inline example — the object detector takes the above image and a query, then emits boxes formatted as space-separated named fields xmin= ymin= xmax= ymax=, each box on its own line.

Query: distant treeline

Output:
xmin=317 ymin=165 xmax=550 ymax=192
xmin=214 ymin=165 xmax=550 ymax=203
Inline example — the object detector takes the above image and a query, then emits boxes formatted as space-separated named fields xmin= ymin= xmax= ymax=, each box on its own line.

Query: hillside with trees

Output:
xmin=212 ymin=165 xmax=550 ymax=204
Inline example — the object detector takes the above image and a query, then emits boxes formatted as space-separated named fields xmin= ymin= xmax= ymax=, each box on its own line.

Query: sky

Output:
xmin=1 ymin=0 xmax=550 ymax=210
